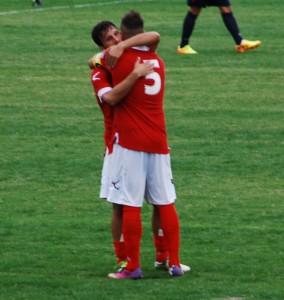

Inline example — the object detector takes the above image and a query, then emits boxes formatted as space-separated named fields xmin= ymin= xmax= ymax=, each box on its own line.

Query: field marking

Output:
xmin=0 ymin=0 xmax=153 ymax=17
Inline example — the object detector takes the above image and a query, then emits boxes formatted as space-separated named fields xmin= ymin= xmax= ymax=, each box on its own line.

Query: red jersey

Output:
xmin=90 ymin=66 xmax=114 ymax=153
xmin=102 ymin=47 xmax=169 ymax=154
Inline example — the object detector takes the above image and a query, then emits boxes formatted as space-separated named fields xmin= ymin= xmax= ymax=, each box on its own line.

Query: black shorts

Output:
xmin=187 ymin=0 xmax=231 ymax=7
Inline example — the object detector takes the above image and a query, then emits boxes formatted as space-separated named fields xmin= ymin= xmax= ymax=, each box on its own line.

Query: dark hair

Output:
xmin=120 ymin=10 xmax=144 ymax=38
xmin=91 ymin=21 xmax=117 ymax=46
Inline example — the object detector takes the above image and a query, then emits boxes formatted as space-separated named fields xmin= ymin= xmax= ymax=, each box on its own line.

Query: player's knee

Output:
xmin=219 ymin=6 xmax=232 ymax=14
xmin=189 ymin=6 xmax=201 ymax=16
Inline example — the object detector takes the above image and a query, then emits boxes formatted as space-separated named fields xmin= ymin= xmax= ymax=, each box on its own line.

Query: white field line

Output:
xmin=0 ymin=0 xmax=153 ymax=17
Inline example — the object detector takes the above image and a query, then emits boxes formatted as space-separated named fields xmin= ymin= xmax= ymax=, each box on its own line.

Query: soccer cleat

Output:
xmin=169 ymin=265 xmax=184 ymax=277
xmin=235 ymin=39 xmax=261 ymax=53
xmin=177 ymin=45 xmax=198 ymax=54
xmin=116 ymin=260 xmax=127 ymax=272
xmin=155 ymin=260 xmax=191 ymax=272
xmin=154 ymin=260 xmax=169 ymax=271
xmin=180 ymin=263 xmax=191 ymax=272
xmin=108 ymin=267 xmax=143 ymax=279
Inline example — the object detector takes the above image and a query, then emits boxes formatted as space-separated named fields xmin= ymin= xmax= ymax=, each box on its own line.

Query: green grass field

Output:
xmin=0 ymin=0 xmax=283 ymax=299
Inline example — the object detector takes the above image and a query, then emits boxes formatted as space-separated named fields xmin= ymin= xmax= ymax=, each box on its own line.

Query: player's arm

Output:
xmin=88 ymin=32 xmax=159 ymax=69
xmin=106 ymin=31 xmax=160 ymax=68
xmin=89 ymin=32 xmax=159 ymax=69
xmin=102 ymin=57 xmax=153 ymax=106
xmin=117 ymin=31 xmax=160 ymax=53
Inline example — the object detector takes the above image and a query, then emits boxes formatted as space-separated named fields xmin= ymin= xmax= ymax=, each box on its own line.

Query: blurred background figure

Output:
xmin=32 ymin=0 xmax=42 ymax=7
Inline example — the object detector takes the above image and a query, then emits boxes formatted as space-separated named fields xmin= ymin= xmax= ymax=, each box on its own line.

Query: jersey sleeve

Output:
xmin=91 ymin=67 xmax=112 ymax=103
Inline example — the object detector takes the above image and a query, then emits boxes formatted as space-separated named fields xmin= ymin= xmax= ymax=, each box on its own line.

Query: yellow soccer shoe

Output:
xmin=177 ymin=44 xmax=198 ymax=54
xmin=236 ymin=39 xmax=261 ymax=53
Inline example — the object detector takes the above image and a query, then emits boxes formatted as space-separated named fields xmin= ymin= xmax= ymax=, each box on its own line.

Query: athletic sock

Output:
xmin=221 ymin=12 xmax=243 ymax=45
xmin=154 ymin=229 xmax=169 ymax=262
xmin=113 ymin=240 xmax=126 ymax=264
xmin=157 ymin=204 xmax=180 ymax=267
xmin=122 ymin=206 xmax=142 ymax=271
xmin=180 ymin=12 xmax=197 ymax=48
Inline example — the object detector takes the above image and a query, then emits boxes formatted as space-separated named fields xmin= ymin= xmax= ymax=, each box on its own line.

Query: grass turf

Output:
xmin=0 ymin=0 xmax=283 ymax=299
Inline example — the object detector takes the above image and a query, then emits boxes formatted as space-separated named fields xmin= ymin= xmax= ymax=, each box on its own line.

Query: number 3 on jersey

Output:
xmin=143 ymin=59 xmax=161 ymax=96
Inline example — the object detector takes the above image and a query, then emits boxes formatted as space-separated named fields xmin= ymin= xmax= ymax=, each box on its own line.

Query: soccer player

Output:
xmin=99 ymin=11 xmax=184 ymax=279
xmin=90 ymin=21 xmax=190 ymax=274
xmin=178 ymin=0 xmax=261 ymax=54
xmin=32 ymin=0 xmax=42 ymax=7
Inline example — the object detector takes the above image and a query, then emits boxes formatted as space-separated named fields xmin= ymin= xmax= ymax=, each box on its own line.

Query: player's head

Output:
xmin=120 ymin=10 xmax=144 ymax=40
xmin=91 ymin=21 xmax=122 ymax=49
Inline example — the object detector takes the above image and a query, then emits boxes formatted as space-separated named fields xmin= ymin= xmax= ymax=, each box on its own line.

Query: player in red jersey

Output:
xmin=90 ymin=20 xmax=190 ymax=274
xmin=90 ymin=21 xmax=157 ymax=268
xmin=100 ymin=11 xmax=184 ymax=279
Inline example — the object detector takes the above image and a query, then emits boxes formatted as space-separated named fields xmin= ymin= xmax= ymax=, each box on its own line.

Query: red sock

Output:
xmin=157 ymin=204 xmax=180 ymax=267
xmin=113 ymin=240 xmax=126 ymax=264
xmin=122 ymin=206 xmax=142 ymax=271
xmin=154 ymin=230 xmax=168 ymax=262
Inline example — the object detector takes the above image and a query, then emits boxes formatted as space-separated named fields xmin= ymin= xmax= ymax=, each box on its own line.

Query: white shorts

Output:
xmin=107 ymin=144 xmax=176 ymax=207
xmin=99 ymin=147 xmax=113 ymax=198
